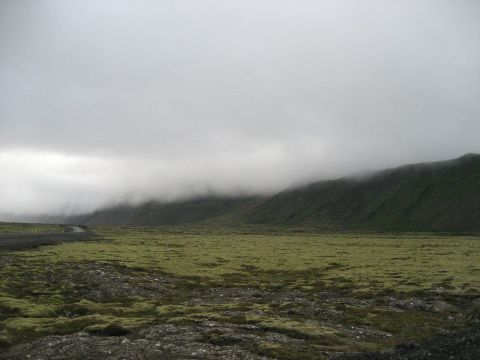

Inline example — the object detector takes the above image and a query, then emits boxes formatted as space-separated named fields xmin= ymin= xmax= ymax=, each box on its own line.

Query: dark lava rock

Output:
xmin=337 ymin=325 xmax=480 ymax=360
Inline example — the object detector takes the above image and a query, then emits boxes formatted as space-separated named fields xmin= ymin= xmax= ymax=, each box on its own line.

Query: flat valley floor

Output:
xmin=1 ymin=224 xmax=479 ymax=359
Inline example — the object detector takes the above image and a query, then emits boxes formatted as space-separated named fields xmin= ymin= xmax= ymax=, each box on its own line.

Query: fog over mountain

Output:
xmin=1 ymin=0 xmax=479 ymax=219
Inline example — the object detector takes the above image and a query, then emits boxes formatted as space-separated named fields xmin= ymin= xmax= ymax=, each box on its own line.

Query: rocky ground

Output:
xmin=1 ymin=261 xmax=479 ymax=359
xmin=340 ymin=324 xmax=480 ymax=360
xmin=2 ymin=311 xmax=479 ymax=360
xmin=1 ymin=229 xmax=479 ymax=359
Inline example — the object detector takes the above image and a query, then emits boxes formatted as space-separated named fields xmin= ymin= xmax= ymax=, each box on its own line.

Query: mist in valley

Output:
xmin=1 ymin=0 xmax=479 ymax=219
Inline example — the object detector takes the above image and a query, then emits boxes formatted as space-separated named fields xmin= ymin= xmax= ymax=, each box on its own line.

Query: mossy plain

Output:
xmin=1 ymin=225 xmax=479 ymax=357
xmin=16 ymin=227 xmax=479 ymax=291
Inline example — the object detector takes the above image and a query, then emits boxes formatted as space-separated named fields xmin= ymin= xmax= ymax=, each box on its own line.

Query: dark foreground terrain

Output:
xmin=4 ymin=323 xmax=480 ymax=360
xmin=0 ymin=225 xmax=479 ymax=359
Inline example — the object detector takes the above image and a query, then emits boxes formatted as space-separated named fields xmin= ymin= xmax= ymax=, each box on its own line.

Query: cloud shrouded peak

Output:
xmin=1 ymin=0 xmax=479 ymax=218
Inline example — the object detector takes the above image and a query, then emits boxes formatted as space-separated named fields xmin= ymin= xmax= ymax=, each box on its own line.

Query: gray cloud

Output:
xmin=1 ymin=0 xmax=479 ymax=217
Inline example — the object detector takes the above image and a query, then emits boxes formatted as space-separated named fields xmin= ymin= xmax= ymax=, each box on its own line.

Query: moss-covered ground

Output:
xmin=1 ymin=225 xmax=479 ymax=358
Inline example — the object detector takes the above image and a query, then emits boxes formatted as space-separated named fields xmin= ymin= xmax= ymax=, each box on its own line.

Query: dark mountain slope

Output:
xmin=71 ymin=154 xmax=480 ymax=232
xmin=72 ymin=196 xmax=261 ymax=226
xmin=246 ymin=154 xmax=480 ymax=232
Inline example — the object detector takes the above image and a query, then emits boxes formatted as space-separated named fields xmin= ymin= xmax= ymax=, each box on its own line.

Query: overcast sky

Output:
xmin=1 ymin=0 xmax=479 ymax=218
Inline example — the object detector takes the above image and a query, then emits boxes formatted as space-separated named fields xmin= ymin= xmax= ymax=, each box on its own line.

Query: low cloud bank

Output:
xmin=0 ymin=0 xmax=479 ymax=218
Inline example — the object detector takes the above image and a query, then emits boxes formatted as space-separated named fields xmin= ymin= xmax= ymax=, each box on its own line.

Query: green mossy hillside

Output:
xmin=67 ymin=154 xmax=480 ymax=232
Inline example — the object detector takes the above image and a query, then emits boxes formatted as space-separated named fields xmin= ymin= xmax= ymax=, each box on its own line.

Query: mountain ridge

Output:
xmin=66 ymin=154 xmax=480 ymax=232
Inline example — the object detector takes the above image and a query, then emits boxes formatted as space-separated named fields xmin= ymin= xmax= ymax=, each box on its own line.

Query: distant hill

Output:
xmin=246 ymin=154 xmax=480 ymax=232
xmin=69 ymin=196 xmax=261 ymax=227
xmin=69 ymin=154 xmax=480 ymax=232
